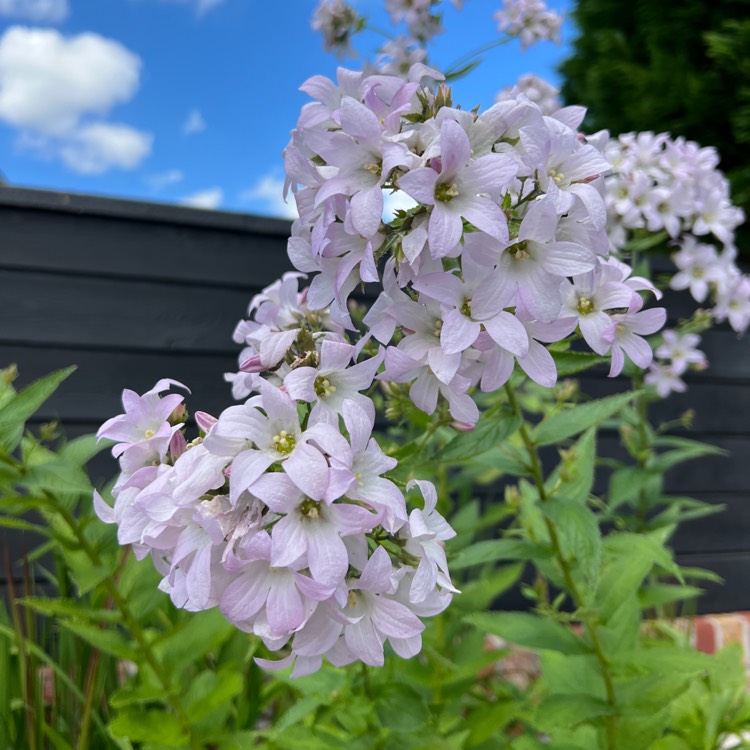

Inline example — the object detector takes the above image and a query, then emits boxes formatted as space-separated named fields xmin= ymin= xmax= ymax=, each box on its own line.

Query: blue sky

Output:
xmin=0 ymin=0 xmax=572 ymax=218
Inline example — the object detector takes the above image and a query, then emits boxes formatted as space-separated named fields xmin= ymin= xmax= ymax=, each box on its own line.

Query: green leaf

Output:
xmin=622 ymin=229 xmax=669 ymax=253
xmin=270 ymin=695 xmax=327 ymax=735
xmin=154 ymin=608 xmax=235 ymax=677
xmin=534 ymin=391 xmax=638 ymax=446
xmin=184 ymin=670 xmax=244 ymax=724
xmin=464 ymin=612 xmax=589 ymax=654
xmin=110 ymin=683 xmax=166 ymax=709
xmin=454 ymin=564 xmax=524 ymax=612
xmin=109 ymin=709 xmax=188 ymax=746
xmin=58 ymin=620 xmax=136 ymax=660
xmin=58 ymin=434 xmax=110 ymax=467
xmin=551 ymin=351 xmax=608 ymax=376
xmin=540 ymin=651 xmax=606 ymax=699
xmin=24 ymin=459 xmax=91 ymax=495
xmin=535 ymin=693 xmax=614 ymax=730
xmin=450 ymin=539 xmax=548 ymax=569
xmin=613 ymin=646 xmax=712 ymax=674
xmin=638 ymin=584 xmax=703 ymax=609
xmin=0 ymin=366 xmax=76 ymax=451
xmin=444 ymin=58 xmax=483 ymax=82
xmin=375 ymin=682 xmax=431 ymax=733
xmin=608 ymin=465 xmax=662 ymax=508
xmin=597 ymin=534 xmax=677 ymax=621
xmin=19 ymin=597 xmax=122 ymax=624
xmin=544 ymin=496 xmax=601 ymax=589
xmin=546 ymin=427 xmax=597 ymax=505
xmin=437 ymin=413 xmax=521 ymax=462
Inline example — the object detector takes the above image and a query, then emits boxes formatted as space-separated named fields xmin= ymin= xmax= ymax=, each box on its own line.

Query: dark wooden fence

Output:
xmin=0 ymin=187 xmax=747 ymax=613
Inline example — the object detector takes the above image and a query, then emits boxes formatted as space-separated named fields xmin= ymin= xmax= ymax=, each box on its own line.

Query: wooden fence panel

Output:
xmin=0 ymin=186 xmax=747 ymax=614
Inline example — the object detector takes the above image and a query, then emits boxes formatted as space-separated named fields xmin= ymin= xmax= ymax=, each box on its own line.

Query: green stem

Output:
xmin=41 ymin=491 xmax=202 ymax=750
xmin=444 ymin=36 xmax=510 ymax=76
xmin=363 ymin=23 xmax=397 ymax=41
xmin=504 ymin=384 xmax=619 ymax=749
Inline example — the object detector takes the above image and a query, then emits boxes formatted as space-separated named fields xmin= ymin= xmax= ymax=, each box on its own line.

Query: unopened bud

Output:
xmin=240 ymin=354 xmax=265 ymax=373
xmin=168 ymin=403 xmax=188 ymax=427
xmin=39 ymin=421 xmax=60 ymax=442
xmin=435 ymin=83 xmax=453 ymax=110
xmin=195 ymin=411 xmax=218 ymax=434
xmin=169 ymin=430 xmax=187 ymax=460
xmin=2 ymin=363 xmax=18 ymax=386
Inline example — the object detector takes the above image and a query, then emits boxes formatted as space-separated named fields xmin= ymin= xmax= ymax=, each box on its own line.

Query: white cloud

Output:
xmin=180 ymin=187 xmax=223 ymax=210
xmin=182 ymin=108 xmax=205 ymax=135
xmin=145 ymin=169 xmax=184 ymax=191
xmin=59 ymin=123 xmax=153 ymax=175
xmin=0 ymin=27 xmax=141 ymax=135
xmin=0 ymin=27 xmax=151 ymax=174
xmin=240 ymin=175 xmax=298 ymax=220
xmin=0 ymin=0 xmax=69 ymax=22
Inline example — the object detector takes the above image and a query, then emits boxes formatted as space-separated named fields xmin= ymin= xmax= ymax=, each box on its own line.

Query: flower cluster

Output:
xmin=645 ymin=329 xmax=707 ymax=398
xmin=496 ymin=73 xmax=561 ymax=116
xmin=311 ymin=0 xmax=363 ymax=58
xmin=602 ymin=132 xmax=749 ymax=333
xmin=494 ymin=0 xmax=563 ymax=49
xmin=96 ymin=374 xmax=457 ymax=677
xmin=283 ymin=64 xmax=666 ymax=423
xmin=96 ymin=62 xmax=675 ymax=677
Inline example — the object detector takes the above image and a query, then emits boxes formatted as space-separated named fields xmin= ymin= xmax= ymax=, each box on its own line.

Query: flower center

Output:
xmin=577 ymin=296 xmax=595 ymax=315
xmin=460 ymin=299 xmax=472 ymax=317
xmin=691 ymin=267 xmax=705 ymax=279
xmin=434 ymin=318 xmax=443 ymax=338
xmin=314 ymin=376 xmax=337 ymax=398
xmin=363 ymin=161 xmax=382 ymax=177
xmin=144 ymin=429 xmax=155 ymax=439
xmin=300 ymin=498 xmax=321 ymax=519
xmin=355 ymin=471 xmax=364 ymax=488
xmin=272 ymin=429 xmax=296 ymax=455
xmin=434 ymin=181 xmax=460 ymax=202
xmin=548 ymin=168 xmax=565 ymax=185
xmin=347 ymin=590 xmax=359 ymax=608
xmin=507 ymin=240 xmax=530 ymax=260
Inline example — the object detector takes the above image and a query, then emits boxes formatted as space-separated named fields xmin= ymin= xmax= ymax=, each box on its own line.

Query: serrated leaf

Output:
xmin=608 ymin=465 xmax=662 ymax=508
xmin=597 ymin=534 xmax=677 ymax=621
xmin=109 ymin=709 xmax=187 ymax=746
xmin=454 ymin=564 xmax=524 ymax=612
xmin=534 ymin=391 xmax=638 ymax=446
xmin=544 ymin=496 xmax=601 ymax=589
xmin=110 ymin=683 xmax=166 ymax=709
xmin=551 ymin=351 xmax=608 ymax=376
xmin=0 ymin=367 xmax=76 ymax=451
xmin=622 ymin=229 xmax=669 ymax=253
xmin=24 ymin=460 xmax=91 ymax=495
xmin=444 ymin=58 xmax=483 ymax=82
xmin=375 ymin=682 xmax=431 ymax=732
xmin=437 ymin=414 xmax=521 ymax=462
xmin=58 ymin=434 xmax=110 ymax=467
xmin=546 ymin=427 xmax=597 ymax=505
xmin=184 ymin=670 xmax=244 ymax=724
xmin=535 ymin=693 xmax=614 ymax=730
xmin=58 ymin=620 xmax=136 ymax=660
xmin=450 ymin=538 xmax=548 ymax=569
xmin=637 ymin=584 xmax=703 ymax=609
xmin=19 ymin=597 xmax=121 ymax=624
xmin=465 ymin=612 xmax=589 ymax=654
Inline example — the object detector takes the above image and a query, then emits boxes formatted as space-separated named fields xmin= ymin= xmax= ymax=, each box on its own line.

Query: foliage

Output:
xmin=1 ymin=361 xmax=749 ymax=749
xmin=559 ymin=0 xmax=750 ymax=253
